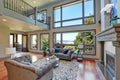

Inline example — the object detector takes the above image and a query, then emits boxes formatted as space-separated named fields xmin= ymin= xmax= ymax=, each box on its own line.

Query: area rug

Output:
xmin=53 ymin=60 xmax=80 ymax=80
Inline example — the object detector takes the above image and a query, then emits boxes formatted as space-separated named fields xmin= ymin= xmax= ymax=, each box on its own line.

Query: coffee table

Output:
xmin=33 ymin=57 xmax=60 ymax=68
xmin=46 ymin=57 xmax=60 ymax=67
xmin=54 ymin=57 xmax=59 ymax=67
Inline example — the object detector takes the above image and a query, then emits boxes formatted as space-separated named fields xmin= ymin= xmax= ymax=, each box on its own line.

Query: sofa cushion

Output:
xmin=12 ymin=55 xmax=32 ymax=63
xmin=20 ymin=61 xmax=31 ymax=65
xmin=63 ymin=49 xmax=69 ymax=54
xmin=55 ymin=48 xmax=61 ymax=53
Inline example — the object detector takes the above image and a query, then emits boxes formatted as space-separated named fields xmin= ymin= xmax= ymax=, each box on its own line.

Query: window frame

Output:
xmin=53 ymin=0 xmax=95 ymax=28
xmin=30 ymin=34 xmax=38 ymax=50
xmin=37 ymin=9 xmax=47 ymax=24
xmin=40 ymin=33 xmax=50 ymax=50
xmin=53 ymin=29 xmax=96 ymax=55
xmin=9 ymin=33 xmax=14 ymax=47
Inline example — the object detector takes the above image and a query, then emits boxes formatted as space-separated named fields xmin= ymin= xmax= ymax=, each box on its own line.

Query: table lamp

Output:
xmin=5 ymin=47 xmax=16 ymax=58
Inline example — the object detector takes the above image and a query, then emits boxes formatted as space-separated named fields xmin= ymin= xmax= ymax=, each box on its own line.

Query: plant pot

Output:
xmin=43 ymin=52 xmax=47 ymax=57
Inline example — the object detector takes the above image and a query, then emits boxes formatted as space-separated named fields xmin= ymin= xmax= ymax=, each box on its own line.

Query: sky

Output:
xmin=54 ymin=0 xmax=94 ymax=22
xmin=55 ymin=0 xmax=94 ymax=42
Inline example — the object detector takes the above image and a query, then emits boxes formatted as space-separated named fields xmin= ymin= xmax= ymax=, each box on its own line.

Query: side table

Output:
xmin=54 ymin=57 xmax=59 ymax=67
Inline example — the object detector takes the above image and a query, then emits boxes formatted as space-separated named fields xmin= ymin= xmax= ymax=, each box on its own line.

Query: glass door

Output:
xmin=9 ymin=34 xmax=14 ymax=47
xmin=22 ymin=34 xmax=28 ymax=52
xmin=16 ymin=34 xmax=22 ymax=51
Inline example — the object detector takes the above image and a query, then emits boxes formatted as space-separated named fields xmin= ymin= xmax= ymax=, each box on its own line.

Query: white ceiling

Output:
xmin=24 ymin=0 xmax=61 ymax=7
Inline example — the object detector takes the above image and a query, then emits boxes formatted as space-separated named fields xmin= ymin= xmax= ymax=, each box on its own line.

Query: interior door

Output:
xmin=16 ymin=34 xmax=22 ymax=52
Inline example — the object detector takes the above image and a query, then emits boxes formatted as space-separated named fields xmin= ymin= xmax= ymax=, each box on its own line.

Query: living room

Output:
xmin=0 ymin=0 xmax=120 ymax=80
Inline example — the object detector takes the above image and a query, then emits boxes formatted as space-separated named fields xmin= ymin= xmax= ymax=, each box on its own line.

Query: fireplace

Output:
xmin=106 ymin=51 xmax=115 ymax=77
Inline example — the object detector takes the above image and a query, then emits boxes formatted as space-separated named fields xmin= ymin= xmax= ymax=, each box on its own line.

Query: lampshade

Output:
xmin=5 ymin=47 xmax=16 ymax=55
xmin=78 ymin=44 xmax=83 ymax=48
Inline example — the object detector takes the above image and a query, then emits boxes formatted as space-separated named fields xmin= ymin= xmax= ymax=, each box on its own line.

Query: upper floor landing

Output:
xmin=0 ymin=0 xmax=49 ymax=32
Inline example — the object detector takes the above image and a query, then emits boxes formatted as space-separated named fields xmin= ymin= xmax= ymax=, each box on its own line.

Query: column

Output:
xmin=34 ymin=7 xmax=37 ymax=25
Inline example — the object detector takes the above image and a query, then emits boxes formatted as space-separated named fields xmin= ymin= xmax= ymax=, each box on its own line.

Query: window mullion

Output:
xmin=61 ymin=33 xmax=63 ymax=47
xmin=82 ymin=0 xmax=84 ymax=24
xmin=61 ymin=6 xmax=62 ymax=28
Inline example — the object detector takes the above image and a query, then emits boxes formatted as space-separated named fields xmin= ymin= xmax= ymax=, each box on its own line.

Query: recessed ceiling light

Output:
xmin=2 ymin=19 xmax=7 ymax=22
xmin=33 ymin=1 xmax=36 ymax=4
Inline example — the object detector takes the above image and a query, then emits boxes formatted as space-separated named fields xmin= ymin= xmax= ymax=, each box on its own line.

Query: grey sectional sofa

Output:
xmin=49 ymin=48 xmax=74 ymax=60
xmin=4 ymin=55 xmax=54 ymax=80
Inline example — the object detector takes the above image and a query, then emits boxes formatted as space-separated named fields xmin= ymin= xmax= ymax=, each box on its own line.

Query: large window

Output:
xmin=17 ymin=34 xmax=22 ymax=45
xmin=9 ymin=34 xmax=14 ymax=47
xmin=29 ymin=10 xmax=47 ymax=24
xmin=40 ymin=33 xmax=49 ymax=51
xmin=54 ymin=30 xmax=95 ymax=54
xmin=53 ymin=0 xmax=95 ymax=28
xmin=30 ymin=35 xmax=38 ymax=49
xmin=37 ymin=10 xmax=47 ymax=23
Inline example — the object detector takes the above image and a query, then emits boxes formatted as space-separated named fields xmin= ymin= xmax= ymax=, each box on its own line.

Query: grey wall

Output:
xmin=28 ymin=0 xmax=101 ymax=59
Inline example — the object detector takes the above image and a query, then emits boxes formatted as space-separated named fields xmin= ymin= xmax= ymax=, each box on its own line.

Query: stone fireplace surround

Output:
xmin=96 ymin=24 xmax=120 ymax=80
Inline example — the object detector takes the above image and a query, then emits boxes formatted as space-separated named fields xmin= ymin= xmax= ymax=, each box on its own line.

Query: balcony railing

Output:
xmin=4 ymin=0 xmax=34 ymax=17
xmin=3 ymin=0 xmax=50 ymax=29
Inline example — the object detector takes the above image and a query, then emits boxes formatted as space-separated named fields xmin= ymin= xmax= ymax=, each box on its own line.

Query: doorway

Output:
xmin=22 ymin=34 xmax=28 ymax=52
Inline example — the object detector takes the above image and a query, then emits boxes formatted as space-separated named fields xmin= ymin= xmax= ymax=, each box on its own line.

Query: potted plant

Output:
xmin=42 ymin=40 xmax=48 ymax=56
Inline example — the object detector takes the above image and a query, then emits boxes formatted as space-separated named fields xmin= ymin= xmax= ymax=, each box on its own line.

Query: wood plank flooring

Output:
xmin=0 ymin=53 xmax=102 ymax=80
xmin=0 ymin=59 xmax=8 ymax=80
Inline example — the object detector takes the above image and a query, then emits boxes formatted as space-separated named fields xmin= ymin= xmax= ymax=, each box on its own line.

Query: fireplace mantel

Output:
xmin=96 ymin=24 xmax=120 ymax=42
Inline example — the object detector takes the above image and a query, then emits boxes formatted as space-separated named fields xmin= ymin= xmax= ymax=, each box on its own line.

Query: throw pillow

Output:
xmin=20 ymin=61 xmax=31 ymax=65
xmin=55 ymin=48 xmax=61 ymax=53
xmin=63 ymin=49 xmax=69 ymax=54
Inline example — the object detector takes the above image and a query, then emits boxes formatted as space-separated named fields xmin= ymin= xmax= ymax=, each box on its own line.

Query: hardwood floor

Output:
xmin=0 ymin=59 xmax=8 ymax=80
xmin=0 ymin=53 xmax=102 ymax=80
